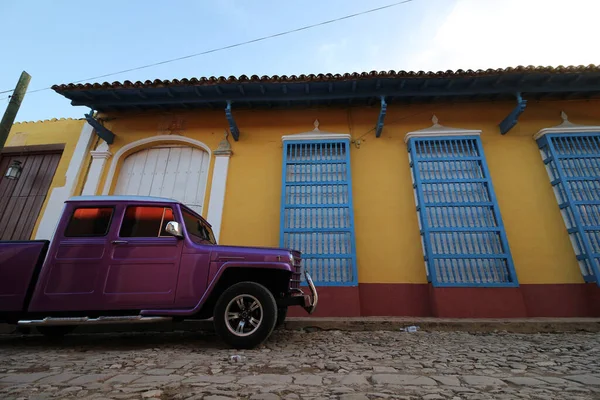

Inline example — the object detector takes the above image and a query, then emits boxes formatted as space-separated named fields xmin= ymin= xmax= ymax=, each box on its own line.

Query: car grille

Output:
xmin=290 ymin=255 xmax=302 ymax=290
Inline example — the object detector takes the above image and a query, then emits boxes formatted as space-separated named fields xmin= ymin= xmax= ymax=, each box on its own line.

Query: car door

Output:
xmin=29 ymin=204 xmax=115 ymax=312
xmin=105 ymin=204 xmax=183 ymax=308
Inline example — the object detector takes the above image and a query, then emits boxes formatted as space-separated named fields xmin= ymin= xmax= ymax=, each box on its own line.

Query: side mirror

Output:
xmin=165 ymin=221 xmax=183 ymax=238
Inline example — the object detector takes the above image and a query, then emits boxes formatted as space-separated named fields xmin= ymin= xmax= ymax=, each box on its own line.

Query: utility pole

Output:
xmin=0 ymin=71 xmax=31 ymax=151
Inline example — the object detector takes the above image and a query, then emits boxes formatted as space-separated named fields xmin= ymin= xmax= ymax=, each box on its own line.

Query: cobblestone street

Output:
xmin=0 ymin=329 xmax=599 ymax=400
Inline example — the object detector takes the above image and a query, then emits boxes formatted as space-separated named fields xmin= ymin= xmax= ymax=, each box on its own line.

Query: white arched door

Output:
xmin=114 ymin=145 xmax=209 ymax=215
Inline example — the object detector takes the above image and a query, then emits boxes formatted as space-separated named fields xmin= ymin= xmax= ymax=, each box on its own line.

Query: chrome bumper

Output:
xmin=303 ymin=271 xmax=318 ymax=314
xmin=279 ymin=270 xmax=318 ymax=314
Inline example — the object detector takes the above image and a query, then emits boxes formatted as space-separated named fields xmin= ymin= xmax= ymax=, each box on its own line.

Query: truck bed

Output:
xmin=0 ymin=241 xmax=49 ymax=313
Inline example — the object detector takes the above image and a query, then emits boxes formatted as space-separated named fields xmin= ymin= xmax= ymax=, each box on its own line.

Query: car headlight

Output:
xmin=289 ymin=253 xmax=295 ymax=265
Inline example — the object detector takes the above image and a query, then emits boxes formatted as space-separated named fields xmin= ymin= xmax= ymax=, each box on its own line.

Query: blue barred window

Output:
xmin=408 ymin=136 xmax=518 ymax=287
xmin=537 ymin=133 xmax=600 ymax=284
xmin=280 ymin=139 xmax=358 ymax=286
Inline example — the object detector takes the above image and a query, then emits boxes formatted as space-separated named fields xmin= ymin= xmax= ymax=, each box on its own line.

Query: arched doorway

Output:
xmin=114 ymin=145 xmax=209 ymax=214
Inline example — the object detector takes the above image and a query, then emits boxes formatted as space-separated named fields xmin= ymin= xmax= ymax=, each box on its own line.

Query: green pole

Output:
xmin=0 ymin=71 xmax=31 ymax=151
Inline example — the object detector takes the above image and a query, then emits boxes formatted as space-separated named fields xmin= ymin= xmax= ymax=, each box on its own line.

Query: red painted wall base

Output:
xmin=287 ymin=286 xmax=361 ymax=317
xmin=288 ymin=283 xmax=600 ymax=318
xmin=430 ymin=286 xmax=527 ymax=318
xmin=360 ymin=284 xmax=431 ymax=316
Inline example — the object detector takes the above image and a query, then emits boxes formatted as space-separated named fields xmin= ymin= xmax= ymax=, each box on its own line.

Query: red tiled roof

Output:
xmin=52 ymin=64 xmax=600 ymax=92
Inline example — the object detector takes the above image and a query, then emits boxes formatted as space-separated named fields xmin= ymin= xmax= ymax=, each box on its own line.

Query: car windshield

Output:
xmin=181 ymin=208 xmax=216 ymax=244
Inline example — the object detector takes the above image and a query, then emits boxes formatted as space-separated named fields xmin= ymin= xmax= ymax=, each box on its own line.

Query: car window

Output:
xmin=182 ymin=209 xmax=216 ymax=244
xmin=64 ymin=207 xmax=113 ymax=237
xmin=119 ymin=206 xmax=175 ymax=238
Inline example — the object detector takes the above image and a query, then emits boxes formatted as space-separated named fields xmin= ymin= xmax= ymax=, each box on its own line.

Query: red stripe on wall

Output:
xmin=359 ymin=284 xmax=431 ymax=317
xmin=521 ymin=284 xmax=597 ymax=317
xmin=287 ymin=286 xmax=361 ymax=317
xmin=287 ymin=283 xmax=600 ymax=318
xmin=430 ymin=286 xmax=527 ymax=318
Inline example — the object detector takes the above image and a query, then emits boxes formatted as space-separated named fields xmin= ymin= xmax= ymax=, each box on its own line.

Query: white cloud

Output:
xmin=404 ymin=0 xmax=599 ymax=71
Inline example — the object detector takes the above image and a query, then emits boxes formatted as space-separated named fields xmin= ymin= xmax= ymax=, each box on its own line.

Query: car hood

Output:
xmin=209 ymin=244 xmax=301 ymax=262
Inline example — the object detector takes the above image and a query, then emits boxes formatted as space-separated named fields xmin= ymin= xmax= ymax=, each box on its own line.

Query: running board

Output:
xmin=18 ymin=315 xmax=172 ymax=326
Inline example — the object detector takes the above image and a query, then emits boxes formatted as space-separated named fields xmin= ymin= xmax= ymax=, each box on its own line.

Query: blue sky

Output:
xmin=1 ymin=0 xmax=597 ymax=122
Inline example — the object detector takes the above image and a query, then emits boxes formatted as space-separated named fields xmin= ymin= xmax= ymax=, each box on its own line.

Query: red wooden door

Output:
xmin=0 ymin=152 xmax=61 ymax=240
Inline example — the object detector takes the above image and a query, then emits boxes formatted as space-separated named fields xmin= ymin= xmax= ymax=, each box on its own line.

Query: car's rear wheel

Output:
xmin=213 ymin=282 xmax=277 ymax=349
xmin=36 ymin=326 xmax=76 ymax=337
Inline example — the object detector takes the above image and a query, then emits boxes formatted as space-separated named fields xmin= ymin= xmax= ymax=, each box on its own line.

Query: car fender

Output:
xmin=140 ymin=261 xmax=292 ymax=317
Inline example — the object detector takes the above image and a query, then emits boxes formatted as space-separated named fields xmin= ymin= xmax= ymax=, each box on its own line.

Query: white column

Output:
xmin=206 ymin=132 xmax=233 ymax=243
xmin=82 ymin=141 xmax=112 ymax=195
xmin=34 ymin=122 xmax=96 ymax=240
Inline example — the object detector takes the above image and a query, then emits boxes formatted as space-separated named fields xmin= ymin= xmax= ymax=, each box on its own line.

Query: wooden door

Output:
xmin=0 ymin=152 xmax=61 ymax=240
xmin=114 ymin=146 xmax=209 ymax=215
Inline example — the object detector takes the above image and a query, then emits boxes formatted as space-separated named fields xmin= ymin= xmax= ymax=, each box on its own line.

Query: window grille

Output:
xmin=537 ymin=133 xmax=600 ymax=283
xmin=408 ymin=136 xmax=518 ymax=287
xmin=280 ymin=140 xmax=358 ymax=286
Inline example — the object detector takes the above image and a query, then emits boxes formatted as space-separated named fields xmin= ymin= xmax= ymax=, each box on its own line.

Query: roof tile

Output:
xmin=51 ymin=64 xmax=600 ymax=93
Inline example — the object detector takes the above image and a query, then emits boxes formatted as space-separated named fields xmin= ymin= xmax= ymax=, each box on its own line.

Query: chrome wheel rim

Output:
xmin=224 ymin=294 xmax=263 ymax=337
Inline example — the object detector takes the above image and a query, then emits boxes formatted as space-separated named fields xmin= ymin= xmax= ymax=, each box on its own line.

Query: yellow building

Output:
xmin=2 ymin=118 xmax=92 ymax=241
xmin=50 ymin=66 xmax=600 ymax=317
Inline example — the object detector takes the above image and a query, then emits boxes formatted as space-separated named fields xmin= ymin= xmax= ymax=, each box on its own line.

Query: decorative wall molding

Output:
xmin=157 ymin=113 xmax=186 ymax=136
xmin=214 ymin=130 xmax=233 ymax=156
xmin=89 ymin=140 xmax=111 ymax=160
xmin=207 ymin=156 xmax=230 ymax=242
xmin=207 ymin=130 xmax=234 ymax=242
xmin=82 ymin=140 xmax=112 ymax=195
xmin=1 ymin=143 xmax=65 ymax=154
xmin=533 ymin=111 xmax=600 ymax=140
xmin=282 ymin=119 xmax=351 ymax=142
xmin=404 ymin=115 xmax=482 ymax=143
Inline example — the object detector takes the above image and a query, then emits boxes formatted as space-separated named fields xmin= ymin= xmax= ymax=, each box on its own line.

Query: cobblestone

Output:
xmin=0 ymin=330 xmax=598 ymax=399
xmin=503 ymin=377 xmax=546 ymax=386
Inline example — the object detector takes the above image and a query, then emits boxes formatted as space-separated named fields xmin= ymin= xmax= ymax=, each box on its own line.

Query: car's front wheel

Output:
xmin=213 ymin=282 xmax=277 ymax=349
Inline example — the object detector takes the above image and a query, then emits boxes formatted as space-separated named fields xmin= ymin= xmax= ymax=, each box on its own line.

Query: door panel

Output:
xmin=183 ymin=148 xmax=209 ymax=213
xmin=113 ymin=151 xmax=136 ymax=194
xmin=112 ymin=242 xmax=179 ymax=260
xmin=105 ymin=206 xmax=182 ymax=308
xmin=148 ymin=148 xmax=170 ymax=197
xmin=0 ymin=152 xmax=61 ymax=240
xmin=161 ymin=148 xmax=181 ymax=198
xmin=46 ymin=241 xmax=105 ymax=294
xmin=172 ymin=148 xmax=192 ymax=203
xmin=28 ymin=206 xmax=114 ymax=312
xmin=172 ymin=207 xmax=214 ymax=307
xmin=114 ymin=146 xmax=209 ymax=215
xmin=55 ymin=243 xmax=105 ymax=259
xmin=45 ymin=262 xmax=99 ymax=294
xmin=105 ymin=263 xmax=176 ymax=294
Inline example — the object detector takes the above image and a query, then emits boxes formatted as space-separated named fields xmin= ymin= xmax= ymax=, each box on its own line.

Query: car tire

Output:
xmin=275 ymin=306 xmax=288 ymax=329
xmin=213 ymin=282 xmax=277 ymax=349
xmin=36 ymin=326 xmax=76 ymax=337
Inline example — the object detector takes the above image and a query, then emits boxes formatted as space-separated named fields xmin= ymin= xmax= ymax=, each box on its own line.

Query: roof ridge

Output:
xmin=52 ymin=64 xmax=600 ymax=92
xmin=13 ymin=117 xmax=85 ymax=125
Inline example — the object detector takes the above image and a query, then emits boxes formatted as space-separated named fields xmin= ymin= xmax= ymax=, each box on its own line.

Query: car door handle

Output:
xmin=111 ymin=240 xmax=128 ymax=245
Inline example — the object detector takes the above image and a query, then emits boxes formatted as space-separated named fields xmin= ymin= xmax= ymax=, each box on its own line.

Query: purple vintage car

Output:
xmin=0 ymin=195 xmax=317 ymax=349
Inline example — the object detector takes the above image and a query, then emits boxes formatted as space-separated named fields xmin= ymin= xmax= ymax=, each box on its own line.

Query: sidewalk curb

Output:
xmin=281 ymin=317 xmax=600 ymax=333
xmin=2 ymin=317 xmax=599 ymax=335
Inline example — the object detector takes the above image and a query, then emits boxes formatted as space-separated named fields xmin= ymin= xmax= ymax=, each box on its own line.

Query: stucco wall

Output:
xmin=93 ymin=100 xmax=600 ymax=286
